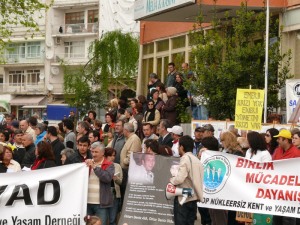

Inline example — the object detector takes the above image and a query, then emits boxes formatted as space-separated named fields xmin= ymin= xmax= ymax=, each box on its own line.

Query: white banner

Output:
xmin=286 ymin=79 xmax=300 ymax=122
xmin=0 ymin=164 xmax=89 ymax=224
xmin=199 ymin=151 xmax=300 ymax=218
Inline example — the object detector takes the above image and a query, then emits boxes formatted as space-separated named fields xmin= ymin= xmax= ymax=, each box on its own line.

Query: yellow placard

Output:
xmin=235 ymin=89 xmax=264 ymax=131
xmin=236 ymin=211 xmax=253 ymax=223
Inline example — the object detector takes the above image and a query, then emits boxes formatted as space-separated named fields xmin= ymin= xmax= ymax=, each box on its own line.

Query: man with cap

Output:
xmin=272 ymin=129 xmax=300 ymax=225
xmin=167 ymin=125 xmax=183 ymax=157
xmin=193 ymin=127 xmax=204 ymax=156
xmin=202 ymin=124 xmax=215 ymax=138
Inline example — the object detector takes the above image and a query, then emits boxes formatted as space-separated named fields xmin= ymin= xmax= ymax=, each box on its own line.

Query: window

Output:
xmin=64 ymin=41 xmax=85 ymax=58
xmin=9 ymin=71 xmax=25 ymax=86
xmin=7 ymin=43 xmax=25 ymax=60
xmin=88 ymin=10 xmax=98 ymax=23
xmin=65 ymin=12 xmax=84 ymax=24
xmin=27 ymin=70 xmax=40 ymax=85
xmin=172 ymin=36 xmax=185 ymax=49
xmin=157 ymin=40 xmax=169 ymax=52
xmin=27 ymin=42 xmax=41 ymax=58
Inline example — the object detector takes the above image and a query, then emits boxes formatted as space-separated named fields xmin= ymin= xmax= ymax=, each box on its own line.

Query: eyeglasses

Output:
xmin=148 ymin=103 xmax=154 ymax=106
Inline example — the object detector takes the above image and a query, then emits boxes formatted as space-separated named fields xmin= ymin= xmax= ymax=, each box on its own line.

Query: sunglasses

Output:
xmin=148 ymin=103 xmax=154 ymax=106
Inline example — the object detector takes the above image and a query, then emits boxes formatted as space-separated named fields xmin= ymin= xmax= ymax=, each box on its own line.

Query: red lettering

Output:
xmin=236 ymin=158 xmax=244 ymax=168
xmin=263 ymin=174 xmax=271 ymax=184
xmin=287 ymin=176 xmax=295 ymax=186
xmin=256 ymin=188 xmax=264 ymax=198
xmin=279 ymin=176 xmax=287 ymax=185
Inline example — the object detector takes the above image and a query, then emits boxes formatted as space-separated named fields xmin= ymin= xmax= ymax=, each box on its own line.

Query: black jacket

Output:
xmin=158 ymin=133 xmax=173 ymax=148
xmin=64 ymin=149 xmax=92 ymax=164
xmin=36 ymin=160 xmax=57 ymax=169
xmin=51 ymin=138 xmax=65 ymax=166
xmin=21 ymin=143 xmax=36 ymax=168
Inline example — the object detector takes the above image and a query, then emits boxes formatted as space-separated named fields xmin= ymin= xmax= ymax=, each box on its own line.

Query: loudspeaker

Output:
xmin=165 ymin=183 xmax=194 ymax=205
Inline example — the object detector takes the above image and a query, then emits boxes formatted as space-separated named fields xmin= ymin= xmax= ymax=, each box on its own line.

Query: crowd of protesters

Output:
xmin=1 ymin=62 xmax=300 ymax=225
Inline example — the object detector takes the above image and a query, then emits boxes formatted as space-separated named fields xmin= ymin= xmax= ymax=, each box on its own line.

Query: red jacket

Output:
xmin=272 ymin=144 xmax=300 ymax=160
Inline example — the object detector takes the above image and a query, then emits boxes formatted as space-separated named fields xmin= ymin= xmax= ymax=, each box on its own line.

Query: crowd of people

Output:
xmin=0 ymin=62 xmax=300 ymax=225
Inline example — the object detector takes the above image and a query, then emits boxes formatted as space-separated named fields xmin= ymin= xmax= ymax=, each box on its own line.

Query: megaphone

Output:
xmin=165 ymin=183 xmax=194 ymax=205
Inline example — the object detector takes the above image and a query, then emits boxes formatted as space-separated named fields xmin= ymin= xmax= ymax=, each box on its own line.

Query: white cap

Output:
xmin=167 ymin=125 xmax=183 ymax=135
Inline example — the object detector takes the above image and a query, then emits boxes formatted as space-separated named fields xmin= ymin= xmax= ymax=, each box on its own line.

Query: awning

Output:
xmin=22 ymin=105 xmax=47 ymax=109
xmin=10 ymin=96 xmax=47 ymax=106
xmin=0 ymin=100 xmax=9 ymax=112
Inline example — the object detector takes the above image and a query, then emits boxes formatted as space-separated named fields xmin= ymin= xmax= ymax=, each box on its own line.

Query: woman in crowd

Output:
xmin=34 ymin=123 xmax=47 ymax=146
xmin=161 ymin=87 xmax=178 ymax=126
xmin=137 ymin=95 xmax=148 ymax=114
xmin=130 ymin=98 xmax=138 ymax=116
xmin=31 ymin=141 xmax=56 ymax=170
xmin=2 ymin=145 xmax=21 ymax=172
xmin=60 ymin=148 xmax=75 ymax=165
xmin=108 ymin=98 xmax=119 ymax=121
xmin=156 ymin=82 xmax=168 ymax=103
xmin=292 ymin=131 xmax=300 ymax=149
xmin=0 ymin=130 xmax=10 ymax=144
xmin=103 ymin=113 xmax=115 ymax=145
xmin=246 ymin=131 xmax=272 ymax=162
xmin=174 ymin=72 xmax=188 ymax=101
xmin=151 ymin=89 xmax=164 ymax=112
xmin=220 ymin=131 xmax=244 ymax=156
xmin=265 ymin=128 xmax=279 ymax=155
xmin=105 ymin=147 xmax=123 ymax=225
xmin=0 ymin=144 xmax=7 ymax=173
xmin=143 ymin=99 xmax=161 ymax=127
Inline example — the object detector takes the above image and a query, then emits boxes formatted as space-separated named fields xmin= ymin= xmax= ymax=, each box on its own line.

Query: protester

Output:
xmin=12 ymin=129 xmax=26 ymax=164
xmin=63 ymin=119 xmax=76 ymax=150
xmin=265 ymin=128 xmax=279 ymax=155
xmin=20 ymin=119 xmax=36 ymax=141
xmin=156 ymin=82 xmax=168 ymax=103
xmin=34 ymin=123 xmax=47 ymax=146
xmin=0 ymin=144 xmax=7 ymax=173
xmin=161 ymin=87 xmax=178 ymax=126
xmin=46 ymin=126 xmax=65 ymax=166
xmin=143 ymin=99 xmax=161 ymax=127
xmin=60 ymin=148 xmax=75 ymax=165
xmin=31 ymin=141 xmax=56 ymax=170
xmin=157 ymin=119 xmax=173 ymax=148
xmin=65 ymin=136 xmax=92 ymax=164
xmin=220 ymin=131 xmax=244 ymax=156
xmin=292 ymin=131 xmax=300 ymax=149
xmin=21 ymin=134 xmax=36 ymax=168
xmin=246 ymin=131 xmax=272 ymax=162
xmin=167 ymin=125 xmax=183 ymax=157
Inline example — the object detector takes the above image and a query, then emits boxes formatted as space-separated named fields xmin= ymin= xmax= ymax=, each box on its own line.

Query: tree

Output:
xmin=188 ymin=2 xmax=292 ymax=120
xmin=63 ymin=30 xmax=139 ymax=116
xmin=0 ymin=0 xmax=51 ymax=55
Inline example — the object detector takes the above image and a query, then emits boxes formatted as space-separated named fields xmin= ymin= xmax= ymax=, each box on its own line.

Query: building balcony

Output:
xmin=53 ymin=0 xmax=98 ymax=8
xmin=4 ymin=25 xmax=46 ymax=40
xmin=52 ymin=23 xmax=99 ymax=37
xmin=0 ymin=83 xmax=46 ymax=94
xmin=51 ymin=53 xmax=89 ymax=65
xmin=1 ymin=54 xmax=45 ymax=65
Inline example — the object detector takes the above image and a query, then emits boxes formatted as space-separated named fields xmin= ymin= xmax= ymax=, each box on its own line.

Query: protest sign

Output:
xmin=286 ymin=79 xmax=300 ymax=122
xmin=118 ymin=153 xmax=180 ymax=225
xmin=198 ymin=150 xmax=300 ymax=218
xmin=0 ymin=164 xmax=88 ymax=224
xmin=235 ymin=89 xmax=264 ymax=130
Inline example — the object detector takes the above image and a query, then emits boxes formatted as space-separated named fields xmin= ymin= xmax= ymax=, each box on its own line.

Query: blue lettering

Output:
xmin=289 ymin=100 xmax=297 ymax=106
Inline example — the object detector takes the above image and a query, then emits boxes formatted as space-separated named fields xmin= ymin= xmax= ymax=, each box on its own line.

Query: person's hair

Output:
xmin=93 ymin=119 xmax=102 ymax=128
xmin=135 ymin=103 xmax=143 ymax=113
xmin=78 ymin=135 xmax=90 ymax=145
xmin=14 ymin=129 xmax=23 ymax=135
xmin=118 ymin=99 xmax=127 ymax=109
xmin=220 ymin=131 xmax=241 ymax=152
xmin=130 ymin=98 xmax=138 ymax=104
xmin=144 ymin=139 xmax=159 ymax=153
xmin=24 ymin=133 xmax=34 ymax=142
xmin=88 ymin=110 xmax=97 ymax=119
xmin=91 ymin=142 xmax=105 ymax=151
xmin=78 ymin=121 xmax=90 ymax=132
xmin=63 ymin=119 xmax=74 ymax=130
xmin=36 ymin=141 xmax=55 ymax=160
xmin=84 ymin=215 xmax=101 ymax=225
xmin=147 ymin=99 xmax=154 ymax=105
xmin=168 ymin=62 xmax=175 ymax=67
xmin=179 ymin=135 xmax=194 ymax=152
xmin=158 ymin=145 xmax=173 ymax=156
xmin=104 ymin=147 xmax=116 ymax=157
xmin=156 ymin=82 xmax=166 ymax=92
xmin=150 ymin=89 xmax=159 ymax=98
xmin=266 ymin=128 xmax=279 ymax=155
xmin=125 ymin=108 xmax=133 ymax=116
xmin=124 ymin=123 xmax=134 ymax=133
xmin=36 ymin=123 xmax=45 ymax=133
xmin=58 ymin=122 xmax=64 ymax=133
xmin=83 ymin=116 xmax=92 ymax=124
xmin=201 ymin=137 xmax=219 ymax=151
xmin=109 ymin=98 xmax=119 ymax=108
xmin=149 ymin=73 xmax=158 ymax=79
xmin=0 ymin=130 xmax=10 ymax=142
xmin=28 ymin=116 xmax=38 ymax=127
xmin=3 ymin=145 xmax=13 ymax=160
xmin=60 ymin=148 xmax=75 ymax=158
xmin=247 ymin=131 xmax=267 ymax=155
xmin=175 ymin=72 xmax=184 ymax=83
xmin=118 ymin=108 xmax=125 ymax=115
xmin=160 ymin=119 xmax=171 ymax=130
xmin=105 ymin=112 xmax=115 ymax=121
xmin=89 ymin=130 xmax=100 ymax=140
xmin=143 ymin=122 xmax=153 ymax=129
xmin=47 ymin=126 xmax=58 ymax=136
xmin=138 ymin=95 xmax=147 ymax=104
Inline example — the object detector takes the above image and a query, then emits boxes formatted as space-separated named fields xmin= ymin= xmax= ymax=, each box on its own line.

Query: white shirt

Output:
xmin=245 ymin=149 xmax=272 ymax=162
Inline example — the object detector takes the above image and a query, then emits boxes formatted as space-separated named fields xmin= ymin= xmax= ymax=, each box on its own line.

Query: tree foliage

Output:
xmin=188 ymin=2 xmax=292 ymax=120
xmin=0 ymin=0 xmax=50 ymax=53
xmin=63 ymin=30 xmax=139 ymax=115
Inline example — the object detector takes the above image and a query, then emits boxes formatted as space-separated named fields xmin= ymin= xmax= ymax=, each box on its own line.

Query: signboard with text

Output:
xmin=235 ymin=89 xmax=264 ymax=130
xmin=134 ymin=0 xmax=195 ymax=20
xmin=198 ymin=151 xmax=300 ymax=218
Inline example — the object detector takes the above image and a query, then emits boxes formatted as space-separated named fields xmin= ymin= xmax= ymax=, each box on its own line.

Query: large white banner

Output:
xmin=286 ymin=79 xmax=300 ymax=122
xmin=199 ymin=151 xmax=300 ymax=218
xmin=0 ymin=164 xmax=88 ymax=224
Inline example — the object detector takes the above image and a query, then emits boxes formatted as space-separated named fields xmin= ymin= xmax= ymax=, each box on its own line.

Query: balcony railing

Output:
xmin=53 ymin=23 xmax=98 ymax=35
xmin=53 ymin=53 xmax=88 ymax=64
xmin=2 ymin=54 xmax=45 ymax=64
xmin=0 ymin=83 xmax=45 ymax=94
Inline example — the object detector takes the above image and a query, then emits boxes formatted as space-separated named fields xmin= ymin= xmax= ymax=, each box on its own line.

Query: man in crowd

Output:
xmin=169 ymin=135 xmax=204 ymax=225
xmin=46 ymin=126 xmax=65 ymax=166
xmin=88 ymin=130 xmax=101 ymax=144
xmin=65 ymin=136 xmax=92 ymax=164
xmin=107 ymin=119 xmax=126 ymax=164
xmin=165 ymin=62 xmax=177 ymax=87
xmin=142 ymin=123 xmax=158 ymax=152
xmin=193 ymin=127 xmax=204 ymax=156
xmin=158 ymin=119 xmax=173 ymax=148
xmin=167 ymin=125 xmax=183 ymax=157
xmin=202 ymin=124 xmax=215 ymax=138
xmin=85 ymin=142 xmax=114 ymax=224
xmin=63 ymin=119 xmax=76 ymax=150
xmin=21 ymin=134 xmax=36 ymax=168
xmin=20 ymin=119 xmax=36 ymax=141
xmin=125 ymin=108 xmax=138 ymax=133
xmin=147 ymin=73 xmax=161 ymax=99
xmin=77 ymin=121 xmax=90 ymax=137
xmin=12 ymin=129 xmax=25 ymax=165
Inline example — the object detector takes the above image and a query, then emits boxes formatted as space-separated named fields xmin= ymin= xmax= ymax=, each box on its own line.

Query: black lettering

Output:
xmin=6 ymin=184 xmax=32 ymax=206
xmin=37 ymin=180 xmax=60 ymax=205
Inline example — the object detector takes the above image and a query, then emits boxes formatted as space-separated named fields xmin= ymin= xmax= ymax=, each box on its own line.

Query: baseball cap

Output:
xmin=273 ymin=130 xmax=292 ymax=139
xmin=167 ymin=125 xmax=183 ymax=135
xmin=203 ymin=124 xmax=215 ymax=132
xmin=11 ymin=120 xmax=19 ymax=129
xmin=195 ymin=127 xmax=204 ymax=132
